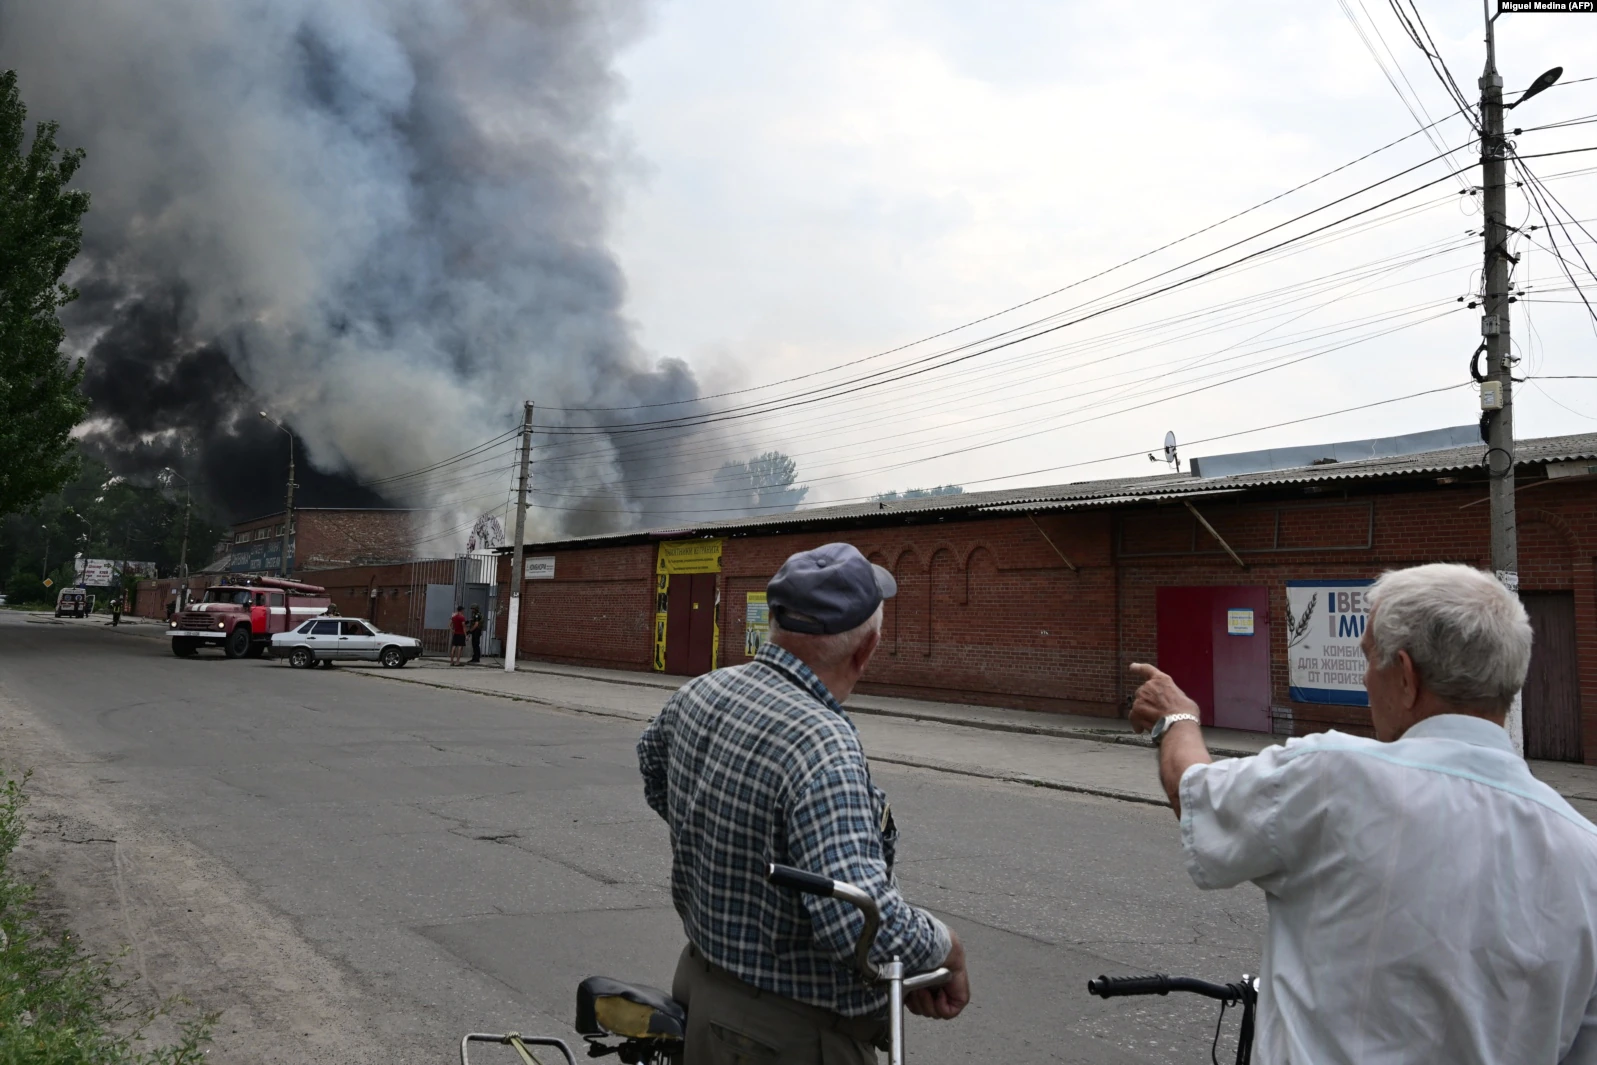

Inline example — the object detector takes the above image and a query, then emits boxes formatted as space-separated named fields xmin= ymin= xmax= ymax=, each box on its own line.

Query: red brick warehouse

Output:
xmin=529 ymin=433 xmax=1597 ymax=764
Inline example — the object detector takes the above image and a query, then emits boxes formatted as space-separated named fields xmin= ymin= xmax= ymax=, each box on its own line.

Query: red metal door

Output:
xmin=664 ymin=574 xmax=693 ymax=675
xmin=686 ymin=573 xmax=717 ymax=675
xmin=1211 ymin=587 xmax=1271 ymax=732
xmin=1156 ymin=587 xmax=1216 ymax=725
xmin=1522 ymin=591 xmax=1583 ymax=762
xmin=1156 ymin=586 xmax=1272 ymax=732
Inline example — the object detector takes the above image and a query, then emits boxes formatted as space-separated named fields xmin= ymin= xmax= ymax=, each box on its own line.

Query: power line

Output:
xmin=1388 ymin=0 xmax=1476 ymax=119
xmin=356 ymin=427 xmax=520 ymax=487
xmin=536 ymin=117 xmax=1469 ymax=415
xmin=516 ymin=382 xmax=1474 ymax=518
xmin=528 ymin=227 xmax=1475 ymax=478
xmin=536 ymin=149 xmax=1485 ymax=438
xmin=1337 ymin=0 xmax=1473 ymax=188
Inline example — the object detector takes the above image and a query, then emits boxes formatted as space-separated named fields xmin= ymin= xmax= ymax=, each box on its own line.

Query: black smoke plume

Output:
xmin=1 ymin=0 xmax=722 ymax=538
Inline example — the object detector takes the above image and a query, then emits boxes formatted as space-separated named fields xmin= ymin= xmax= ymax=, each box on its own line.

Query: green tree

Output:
xmin=0 ymin=69 xmax=90 ymax=518
xmin=712 ymin=451 xmax=809 ymax=513
xmin=870 ymin=484 xmax=964 ymax=504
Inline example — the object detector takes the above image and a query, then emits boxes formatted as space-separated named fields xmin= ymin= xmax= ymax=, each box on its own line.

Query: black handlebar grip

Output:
xmin=766 ymin=863 xmax=836 ymax=897
xmin=1088 ymin=974 xmax=1171 ymax=998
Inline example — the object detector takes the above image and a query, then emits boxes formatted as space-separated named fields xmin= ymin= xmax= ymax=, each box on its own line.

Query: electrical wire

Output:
xmin=515 ymin=382 xmax=1475 ymax=518
xmin=536 ymin=118 xmax=1472 ymax=415
xmin=526 ymin=226 xmax=1474 ymax=477
xmin=1337 ymin=0 xmax=1474 ymax=188
xmin=535 ymin=150 xmax=1485 ymax=437
xmin=1388 ymin=0 xmax=1477 ymax=119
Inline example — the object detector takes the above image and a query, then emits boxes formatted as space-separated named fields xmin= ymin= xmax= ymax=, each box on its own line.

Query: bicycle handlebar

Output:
xmin=765 ymin=863 xmax=884 ymax=984
xmin=1088 ymin=974 xmax=1248 ymax=1003
xmin=766 ymin=864 xmax=835 ymax=896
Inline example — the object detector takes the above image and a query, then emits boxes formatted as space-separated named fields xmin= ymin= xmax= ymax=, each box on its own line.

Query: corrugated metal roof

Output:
xmin=501 ymin=430 xmax=1597 ymax=551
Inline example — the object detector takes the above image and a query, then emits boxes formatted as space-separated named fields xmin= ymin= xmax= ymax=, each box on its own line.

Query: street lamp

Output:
xmin=161 ymin=467 xmax=193 ymax=608
xmin=259 ymin=412 xmax=296 ymax=578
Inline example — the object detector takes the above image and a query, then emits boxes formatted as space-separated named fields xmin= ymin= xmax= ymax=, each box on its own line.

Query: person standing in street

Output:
xmin=638 ymin=542 xmax=969 ymax=1064
xmin=448 ymin=605 xmax=467 ymax=666
xmin=1128 ymin=562 xmax=1597 ymax=1064
xmin=109 ymin=594 xmax=122 ymax=627
xmin=468 ymin=606 xmax=483 ymax=664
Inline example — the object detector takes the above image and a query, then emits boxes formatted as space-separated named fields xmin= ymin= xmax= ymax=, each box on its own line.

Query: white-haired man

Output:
xmin=1130 ymin=562 xmax=1597 ymax=1063
xmin=638 ymin=543 xmax=969 ymax=1064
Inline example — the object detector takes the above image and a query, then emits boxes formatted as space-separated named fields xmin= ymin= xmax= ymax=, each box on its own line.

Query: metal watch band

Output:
xmin=1151 ymin=713 xmax=1201 ymax=746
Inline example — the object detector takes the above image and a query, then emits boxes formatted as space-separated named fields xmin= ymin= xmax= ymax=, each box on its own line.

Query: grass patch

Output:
xmin=0 ymin=772 xmax=214 ymax=1064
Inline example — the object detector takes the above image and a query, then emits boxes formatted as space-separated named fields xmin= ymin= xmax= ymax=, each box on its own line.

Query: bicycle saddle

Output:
xmin=576 ymin=976 xmax=687 ymax=1041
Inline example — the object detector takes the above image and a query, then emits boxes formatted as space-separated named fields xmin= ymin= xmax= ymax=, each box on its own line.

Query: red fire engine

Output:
xmin=167 ymin=575 xmax=331 ymax=659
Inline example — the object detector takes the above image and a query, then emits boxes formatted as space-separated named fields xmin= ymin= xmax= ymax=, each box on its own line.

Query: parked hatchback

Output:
xmin=271 ymin=617 xmax=422 ymax=669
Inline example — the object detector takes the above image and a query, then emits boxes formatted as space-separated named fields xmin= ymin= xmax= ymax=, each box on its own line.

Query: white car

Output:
xmin=270 ymin=617 xmax=422 ymax=669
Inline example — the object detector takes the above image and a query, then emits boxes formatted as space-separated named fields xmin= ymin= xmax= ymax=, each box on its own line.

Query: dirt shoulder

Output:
xmin=0 ymin=690 xmax=400 ymax=1065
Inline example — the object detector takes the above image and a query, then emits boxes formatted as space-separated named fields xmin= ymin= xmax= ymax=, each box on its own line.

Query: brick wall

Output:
xmin=442 ymin=478 xmax=1597 ymax=763
xmin=499 ymin=544 xmax=658 ymax=671
xmin=712 ymin=515 xmax=1121 ymax=714
xmin=294 ymin=511 xmax=423 ymax=569
xmin=133 ymin=576 xmax=211 ymax=618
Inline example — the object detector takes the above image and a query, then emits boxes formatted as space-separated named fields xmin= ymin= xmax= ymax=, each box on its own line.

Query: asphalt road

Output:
xmin=0 ymin=612 xmax=1265 ymax=1064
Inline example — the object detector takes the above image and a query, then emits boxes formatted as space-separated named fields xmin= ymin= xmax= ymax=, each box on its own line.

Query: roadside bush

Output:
xmin=0 ymin=773 xmax=213 ymax=1064
xmin=3 ymin=572 xmax=47 ymax=607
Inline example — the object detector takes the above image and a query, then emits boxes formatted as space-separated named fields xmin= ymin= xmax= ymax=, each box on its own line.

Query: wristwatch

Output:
xmin=1150 ymin=713 xmax=1201 ymax=747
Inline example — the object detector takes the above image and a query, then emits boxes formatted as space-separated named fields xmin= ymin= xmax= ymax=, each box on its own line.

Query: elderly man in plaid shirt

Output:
xmin=638 ymin=543 xmax=969 ymax=1064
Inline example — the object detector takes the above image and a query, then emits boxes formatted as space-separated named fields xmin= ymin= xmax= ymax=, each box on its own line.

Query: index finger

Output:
xmin=1128 ymin=661 xmax=1164 ymax=682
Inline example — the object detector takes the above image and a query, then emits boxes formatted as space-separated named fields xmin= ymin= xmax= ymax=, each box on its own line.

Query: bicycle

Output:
xmin=1087 ymin=971 xmax=1258 ymax=1065
xmin=459 ymin=863 xmax=951 ymax=1065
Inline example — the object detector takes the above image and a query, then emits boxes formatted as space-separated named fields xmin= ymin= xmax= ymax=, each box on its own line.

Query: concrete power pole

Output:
xmin=281 ymin=434 xmax=296 ymax=578
xmin=179 ymin=484 xmax=192 ymax=607
xmin=1480 ymin=4 xmax=1520 ymax=753
xmin=504 ymin=401 xmax=533 ymax=673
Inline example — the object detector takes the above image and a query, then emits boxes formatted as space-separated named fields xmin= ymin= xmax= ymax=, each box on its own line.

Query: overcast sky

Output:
xmin=590 ymin=0 xmax=1597 ymax=513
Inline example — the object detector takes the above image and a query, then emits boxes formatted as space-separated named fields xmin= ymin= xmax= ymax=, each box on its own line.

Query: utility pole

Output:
xmin=282 ymin=435 xmax=296 ymax=578
xmin=1475 ymin=7 xmax=1563 ymax=756
xmin=164 ymin=467 xmax=193 ymax=608
xmin=504 ymin=401 xmax=533 ymax=673
xmin=260 ymin=412 xmax=296 ymax=578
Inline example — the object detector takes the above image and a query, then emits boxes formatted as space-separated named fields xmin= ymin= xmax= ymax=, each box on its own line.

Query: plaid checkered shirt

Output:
xmin=637 ymin=641 xmax=951 ymax=1018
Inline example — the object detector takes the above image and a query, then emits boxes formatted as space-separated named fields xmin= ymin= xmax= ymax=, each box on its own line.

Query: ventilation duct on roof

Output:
xmin=1189 ymin=426 xmax=1481 ymax=479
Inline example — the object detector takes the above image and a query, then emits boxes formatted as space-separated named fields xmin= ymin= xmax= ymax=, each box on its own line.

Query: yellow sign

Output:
xmin=652 ymin=574 xmax=669 ymax=671
xmin=656 ymin=538 xmax=723 ymax=575
xmin=744 ymin=592 xmax=768 ymax=656
xmin=42 ymin=578 xmax=54 ymax=588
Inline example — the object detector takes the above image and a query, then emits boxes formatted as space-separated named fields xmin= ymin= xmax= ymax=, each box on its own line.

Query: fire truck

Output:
xmin=168 ymin=575 xmax=331 ymax=658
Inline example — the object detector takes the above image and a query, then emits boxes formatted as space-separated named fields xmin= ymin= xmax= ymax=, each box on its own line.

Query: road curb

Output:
xmin=868 ymin=754 xmax=1168 ymax=807
xmin=344 ymin=667 xmax=1173 ymax=808
xmin=345 ymin=668 xmax=655 ymax=725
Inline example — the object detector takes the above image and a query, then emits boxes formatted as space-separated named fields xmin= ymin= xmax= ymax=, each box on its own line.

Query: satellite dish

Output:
xmin=1150 ymin=431 xmax=1181 ymax=471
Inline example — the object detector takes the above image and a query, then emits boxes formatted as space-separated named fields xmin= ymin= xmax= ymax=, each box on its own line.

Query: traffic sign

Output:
xmin=43 ymin=578 xmax=54 ymax=588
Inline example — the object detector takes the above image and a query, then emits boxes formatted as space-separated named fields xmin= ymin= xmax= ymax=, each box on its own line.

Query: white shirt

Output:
xmin=1181 ymin=714 xmax=1597 ymax=1064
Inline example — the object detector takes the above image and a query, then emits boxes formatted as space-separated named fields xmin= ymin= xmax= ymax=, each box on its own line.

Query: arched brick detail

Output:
xmin=1519 ymin=508 xmax=1579 ymax=590
xmin=964 ymin=546 xmax=999 ymax=613
xmin=891 ymin=548 xmax=925 ymax=658
xmin=961 ymin=543 xmax=996 ymax=605
xmin=928 ymin=547 xmax=958 ymax=658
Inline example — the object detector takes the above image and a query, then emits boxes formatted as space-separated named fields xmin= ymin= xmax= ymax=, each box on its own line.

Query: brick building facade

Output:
xmin=492 ymin=432 xmax=1597 ymax=764
xmin=130 ymin=432 xmax=1597 ymax=765
xmin=225 ymin=508 xmax=425 ymax=573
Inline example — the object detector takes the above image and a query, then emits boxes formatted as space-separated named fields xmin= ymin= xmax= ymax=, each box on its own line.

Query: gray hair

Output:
xmin=1366 ymin=563 xmax=1532 ymax=708
xmin=768 ymin=603 xmax=884 ymax=669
